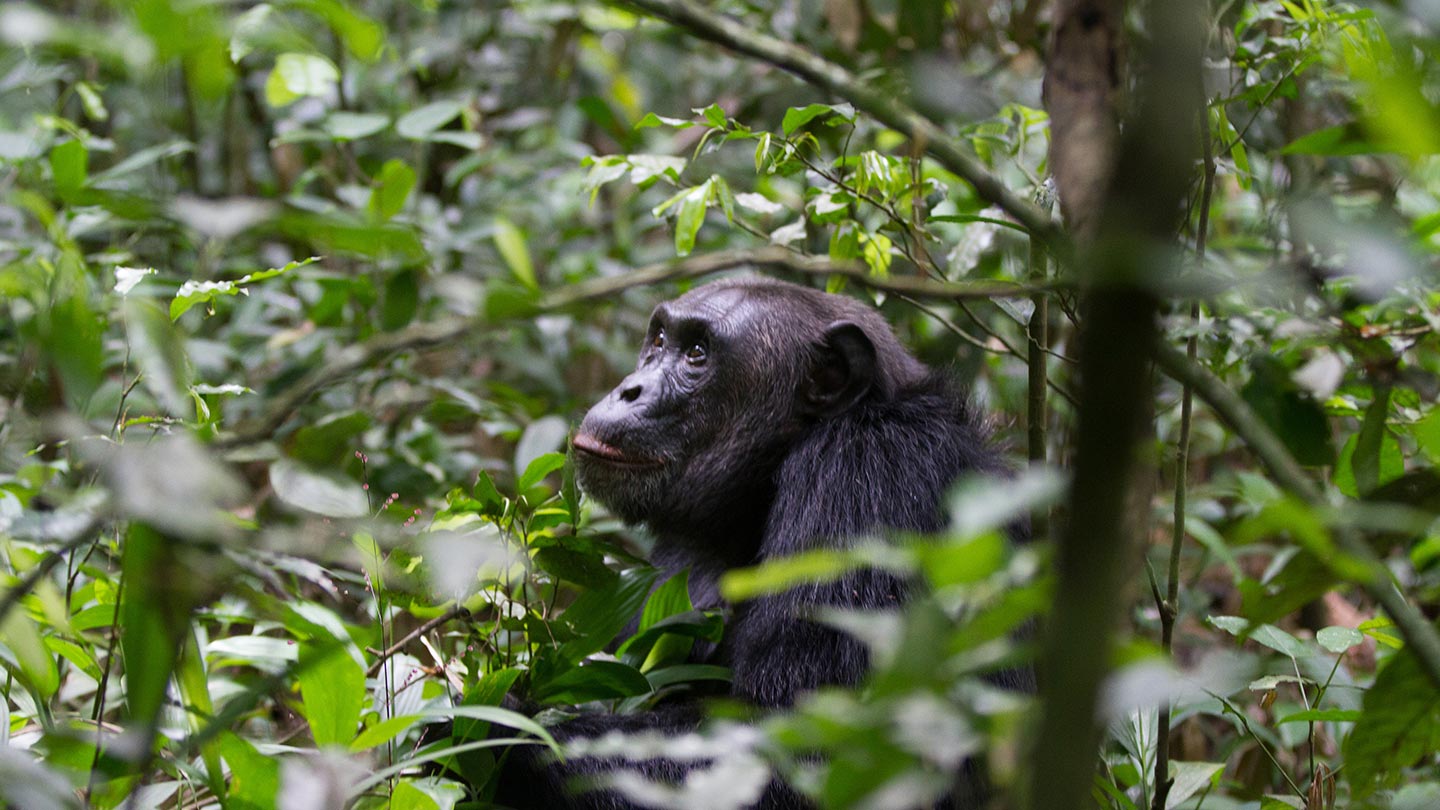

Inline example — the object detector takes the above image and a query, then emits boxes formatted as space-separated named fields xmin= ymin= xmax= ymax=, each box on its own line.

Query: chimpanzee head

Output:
xmin=572 ymin=277 xmax=926 ymax=539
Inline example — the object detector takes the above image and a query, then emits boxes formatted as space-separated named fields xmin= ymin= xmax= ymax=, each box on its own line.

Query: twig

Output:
xmin=365 ymin=603 xmax=470 ymax=677
xmin=617 ymin=0 xmax=1065 ymax=253
xmin=1027 ymin=188 xmax=1055 ymax=541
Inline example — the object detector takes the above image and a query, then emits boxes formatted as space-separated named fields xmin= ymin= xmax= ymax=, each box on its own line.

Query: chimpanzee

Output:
xmin=495 ymin=277 xmax=1017 ymax=809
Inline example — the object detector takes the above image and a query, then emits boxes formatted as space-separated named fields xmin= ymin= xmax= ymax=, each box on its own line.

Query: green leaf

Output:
xmin=219 ymin=733 xmax=280 ymax=810
xmin=380 ymin=267 xmax=420 ymax=330
xmin=518 ymin=451 xmax=566 ymax=491
xmin=50 ymin=138 xmax=87 ymax=200
xmin=1164 ymin=761 xmax=1224 ymax=809
xmin=367 ymin=159 xmax=416 ymax=222
xmin=1282 ymin=123 xmax=1381 ymax=156
xmin=493 ymin=216 xmax=537 ymax=290
xmin=264 ymin=52 xmax=339 ymax=107
xmin=532 ymin=660 xmax=652 ymax=703
xmin=1276 ymin=708 xmax=1361 ymax=724
xmin=270 ymin=458 xmax=369 ymax=518
xmin=672 ymin=182 xmax=710 ymax=256
xmin=298 ymin=641 xmax=365 ymax=747
xmin=324 ymin=112 xmax=390 ymax=140
xmin=1240 ymin=359 xmax=1332 ymax=467
xmin=397 ymin=100 xmax=464 ymax=140
xmin=1316 ymin=626 xmax=1364 ymax=654
xmin=1414 ymin=409 xmax=1440 ymax=464
xmin=121 ymin=524 xmax=188 ymax=726
xmin=0 ymin=607 xmax=59 ymax=700
xmin=639 ymin=571 xmax=693 ymax=632
xmin=1345 ymin=649 xmax=1440 ymax=797
xmin=721 ymin=548 xmax=859 ymax=601
xmin=125 ymin=297 xmax=192 ymax=416
xmin=534 ymin=547 xmax=617 ymax=589
xmin=782 ymin=103 xmax=853 ymax=135
xmin=558 ymin=568 xmax=661 ymax=661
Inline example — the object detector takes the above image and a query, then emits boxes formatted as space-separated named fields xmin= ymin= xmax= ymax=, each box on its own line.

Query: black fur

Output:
xmin=494 ymin=278 xmax=1012 ymax=810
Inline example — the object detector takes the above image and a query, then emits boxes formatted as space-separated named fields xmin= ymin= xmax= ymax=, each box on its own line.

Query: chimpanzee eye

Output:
xmin=650 ymin=330 xmax=665 ymax=349
xmin=684 ymin=344 xmax=707 ymax=365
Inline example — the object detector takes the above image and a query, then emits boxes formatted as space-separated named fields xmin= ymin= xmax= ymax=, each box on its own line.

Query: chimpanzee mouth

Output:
xmin=572 ymin=433 xmax=663 ymax=468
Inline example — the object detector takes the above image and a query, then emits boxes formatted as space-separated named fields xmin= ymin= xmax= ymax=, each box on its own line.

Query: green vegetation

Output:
xmin=2 ymin=1 xmax=1439 ymax=809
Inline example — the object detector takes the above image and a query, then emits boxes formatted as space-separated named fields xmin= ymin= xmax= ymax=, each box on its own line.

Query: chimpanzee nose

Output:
xmin=619 ymin=384 xmax=642 ymax=403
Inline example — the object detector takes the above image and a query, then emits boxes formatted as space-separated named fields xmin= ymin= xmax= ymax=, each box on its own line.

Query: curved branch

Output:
xmin=618 ymin=0 xmax=1066 ymax=252
xmin=213 ymin=249 xmax=1049 ymax=449
xmin=1152 ymin=339 xmax=1440 ymax=690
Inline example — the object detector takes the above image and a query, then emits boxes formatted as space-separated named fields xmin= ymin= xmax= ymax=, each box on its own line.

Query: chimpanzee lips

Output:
xmin=572 ymin=433 xmax=662 ymax=468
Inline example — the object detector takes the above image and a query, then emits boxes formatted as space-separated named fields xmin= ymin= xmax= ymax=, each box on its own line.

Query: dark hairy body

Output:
xmin=495 ymin=277 xmax=1018 ymax=809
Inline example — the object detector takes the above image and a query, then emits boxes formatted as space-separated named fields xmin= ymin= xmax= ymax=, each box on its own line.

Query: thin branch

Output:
xmin=366 ymin=603 xmax=470 ymax=678
xmin=1152 ymin=340 xmax=1440 ymax=690
xmin=1152 ymin=114 xmax=1215 ymax=810
xmin=214 ymin=248 xmax=1051 ymax=449
xmin=618 ymin=0 xmax=1065 ymax=253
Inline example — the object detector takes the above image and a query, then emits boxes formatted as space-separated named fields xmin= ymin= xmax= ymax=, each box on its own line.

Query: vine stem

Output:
xmin=1151 ymin=110 xmax=1216 ymax=810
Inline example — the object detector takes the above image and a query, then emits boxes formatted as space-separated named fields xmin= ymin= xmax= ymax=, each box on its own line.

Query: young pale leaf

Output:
xmin=492 ymin=216 xmax=536 ymax=290
xmin=264 ymin=53 xmax=339 ymax=107
xmin=672 ymin=183 xmax=709 ymax=256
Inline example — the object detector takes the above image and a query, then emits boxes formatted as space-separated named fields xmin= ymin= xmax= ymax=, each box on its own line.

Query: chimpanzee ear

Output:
xmin=803 ymin=320 xmax=877 ymax=417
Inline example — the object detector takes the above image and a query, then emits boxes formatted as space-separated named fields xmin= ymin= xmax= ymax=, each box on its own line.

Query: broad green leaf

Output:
xmin=397 ymin=100 xmax=464 ymax=140
xmin=0 ymin=608 xmax=59 ymax=699
xmin=325 ymin=112 xmax=389 ymax=140
xmin=639 ymin=571 xmax=693 ymax=632
xmin=350 ymin=703 xmax=553 ymax=752
xmin=558 ymin=568 xmax=661 ymax=661
xmin=1414 ymin=409 xmax=1440 ymax=463
xmin=1316 ymin=626 xmax=1364 ymax=654
xmin=534 ymin=546 xmax=616 ymax=589
xmin=518 ymin=451 xmax=566 ymax=491
xmin=270 ymin=458 xmax=369 ymax=518
xmin=121 ymin=525 xmax=188 ymax=726
xmin=782 ymin=103 xmax=853 ymax=135
xmin=298 ymin=641 xmax=365 ymax=747
xmin=492 ymin=216 xmax=536 ymax=290
xmin=125 ymin=297 xmax=192 ymax=416
xmin=532 ymin=659 xmax=652 ymax=703
xmin=1240 ymin=359 xmax=1332 ymax=467
xmin=672 ymin=183 xmax=709 ymax=256
xmin=219 ymin=733 xmax=280 ymax=810
xmin=1281 ymin=124 xmax=1379 ymax=156
xmin=1164 ymin=761 xmax=1223 ymax=809
xmin=388 ymin=782 xmax=439 ymax=810
xmin=1345 ymin=649 xmax=1440 ymax=797
xmin=50 ymin=138 xmax=87 ymax=200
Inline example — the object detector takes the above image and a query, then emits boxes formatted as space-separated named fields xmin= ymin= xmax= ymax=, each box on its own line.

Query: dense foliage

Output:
xmin=2 ymin=1 xmax=1439 ymax=809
